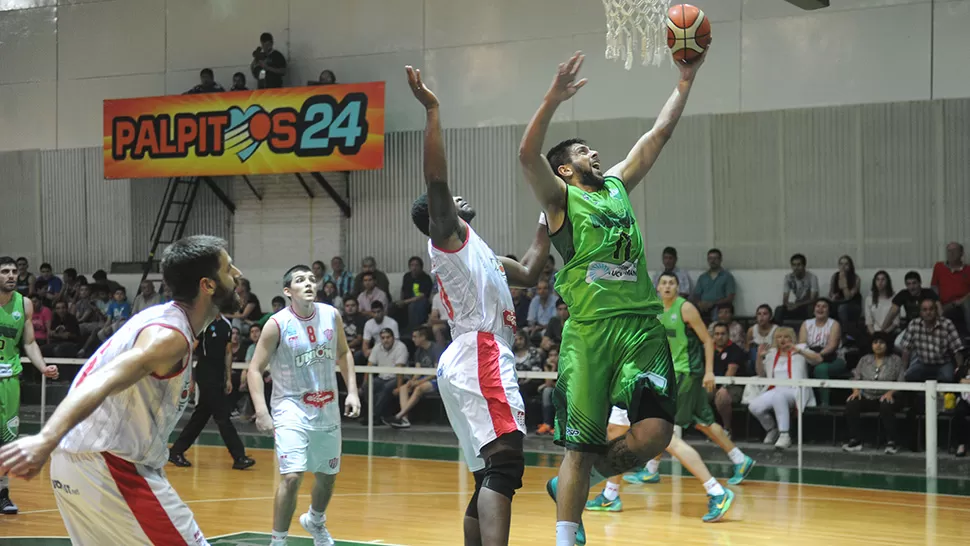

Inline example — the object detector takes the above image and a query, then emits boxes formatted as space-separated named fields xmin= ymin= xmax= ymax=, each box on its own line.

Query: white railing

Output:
xmin=26 ymin=358 xmax=970 ymax=479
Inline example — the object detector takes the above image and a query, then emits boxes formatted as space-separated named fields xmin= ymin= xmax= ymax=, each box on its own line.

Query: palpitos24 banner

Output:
xmin=103 ymin=82 xmax=385 ymax=179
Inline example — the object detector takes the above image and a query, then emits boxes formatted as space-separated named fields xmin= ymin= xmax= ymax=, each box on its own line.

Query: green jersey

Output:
xmin=0 ymin=292 xmax=25 ymax=378
xmin=550 ymin=176 xmax=662 ymax=321
xmin=660 ymin=297 xmax=704 ymax=376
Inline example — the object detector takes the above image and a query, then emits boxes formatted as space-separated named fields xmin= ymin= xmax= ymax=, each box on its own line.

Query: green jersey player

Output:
xmin=0 ymin=256 xmax=59 ymax=514
xmin=518 ymin=50 xmax=707 ymax=546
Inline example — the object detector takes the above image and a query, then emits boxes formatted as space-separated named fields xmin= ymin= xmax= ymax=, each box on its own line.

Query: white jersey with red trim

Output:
xmin=429 ymin=222 xmax=517 ymax=347
xmin=58 ymin=302 xmax=196 ymax=469
xmin=269 ymin=303 xmax=341 ymax=430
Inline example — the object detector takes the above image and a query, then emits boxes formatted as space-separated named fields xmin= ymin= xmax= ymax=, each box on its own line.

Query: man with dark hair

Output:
xmin=693 ymin=248 xmax=737 ymax=322
xmin=651 ymin=246 xmax=692 ymax=298
xmin=252 ymin=31 xmax=287 ymax=89
xmin=37 ymin=263 xmax=62 ymax=306
xmin=0 ymin=256 xmax=59 ymax=513
xmin=385 ymin=326 xmax=443 ymax=428
xmin=330 ymin=256 xmax=354 ymax=297
xmin=362 ymin=300 xmax=399 ymax=352
xmin=44 ymin=301 xmax=81 ymax=359
xmin=398 ymin=255 xmax=433 ymax=329
xmin=776 ymin=253 xmax=819 ymax=323
xmin=518 ymin=50 xmax=707 ymax=544
xmin=0 ymin=236 xmax=240 ymax=543
xmin=883 ymin=271 xmax=940 ymax=332
xmin=900 ymin=297 xmax=965 ymax=382
xmin=91 ymin=269 xmax=122 ymax=295
xmin=710 ymin=322 xmax=748 ymax=435
xmin=541 ymin=298 xmax=569 ymax=352
xmin=363 ymin=328 xmax=409 ymax=426
xmin=185 ymin=68 xmax=225 ymax=94
xmin=58 ymin=268 xmax=79 ymax=305
xmin=352 ymin=256 xmax=391 ymax=297
xmin=230 ymin=72 xmax=248 ymax=91
xmin=356 ymin=271 xmax=389 ymax=319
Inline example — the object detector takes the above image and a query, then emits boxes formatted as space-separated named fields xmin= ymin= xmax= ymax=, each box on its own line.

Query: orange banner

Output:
xmin=103 ymin=82 xmax=384 ymax=179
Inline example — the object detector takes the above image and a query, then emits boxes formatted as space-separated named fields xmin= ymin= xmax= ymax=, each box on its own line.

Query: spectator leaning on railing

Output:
xmin=842 ymin=332 xmax=905 ymax=454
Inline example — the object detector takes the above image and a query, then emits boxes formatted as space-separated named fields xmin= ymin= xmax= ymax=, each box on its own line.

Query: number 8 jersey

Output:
xmin=268 ymin=303 xmax=341 ymax=430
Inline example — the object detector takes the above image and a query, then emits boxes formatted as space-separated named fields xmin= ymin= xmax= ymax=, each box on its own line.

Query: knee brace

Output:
xmin=465 ymin=470 xmax=486 ymax=519
xmin=481 ymin=450 xmax=525 ymax=500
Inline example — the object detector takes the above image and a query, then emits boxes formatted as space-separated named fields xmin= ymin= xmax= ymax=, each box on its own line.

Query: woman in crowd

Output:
xmin=865 ymin=270 xmax=899 ymax=336
xmin=842 ymin=332 xmax=905 ymax=454
xmin=226 ymin=278 xmax=262 ymax=330
xmin=829 ymin=254 xmax=862 ymax=326
xmin=750 ymin=327 xmax=820 ymax=449
xmin=746 ymin=304 xmax=777 ymax=376
xmin=799 ymin=298 xmax=846 ymax=405
xmin=317 ymin=280 xmax=343 ymax=310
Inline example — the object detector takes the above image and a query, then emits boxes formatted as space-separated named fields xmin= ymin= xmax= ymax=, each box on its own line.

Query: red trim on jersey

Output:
xmin=288 ymin=304 xmax=317 ymax=321
xmin=102 ymin=452 xmax=185 ymax=545
xmin=435 ymin=275 xmax=455 ymax=320
xmin=268 ymin=316 xmax=282 ymax=348
xmin=431 ymin=220 xmax=471 ymax=254
xmin=476 ymin=332 xmax=517 ymax=436
xmin=143 ymin=323 xmax=192 ymax=380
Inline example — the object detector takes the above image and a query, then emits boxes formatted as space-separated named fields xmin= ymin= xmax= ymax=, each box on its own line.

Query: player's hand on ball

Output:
xmin=545 ymin=51 xmax=587 ymax=103
xmin=254 ymin=411 xmax=273 ymax=433
xmin=703 ymin=371 xmax=716 ymax=393
xmin=344 ymin=393 xmax=361 ymax=418
xmin=405 ymin=66 xmax=439 ymax=109
xmin=0 ymin=435 xmax=56 ymax=480
xmin=677 ymin=46 xmax=709 ymax=79
xmin=42 ymin=365 xmax=58 ymax=379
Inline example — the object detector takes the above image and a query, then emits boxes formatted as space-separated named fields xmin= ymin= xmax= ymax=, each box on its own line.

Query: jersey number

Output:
xmin=307 ymin=326 xmax=317 ymax=343
xmin=613 ymin=233 xmax=633 ymax=262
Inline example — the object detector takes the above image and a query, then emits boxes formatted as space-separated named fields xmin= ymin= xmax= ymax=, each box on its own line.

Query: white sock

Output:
xmin=309 ymin=507 xmax=325 ymax=524
xmin=556 ymin=521 xmax=580 ymax=546
xmin=645 ymin=459 xmax=660 ymax=474
xmin=727 ymin=447 xmax=746 ymax=465
xmin=703 ymin=477 xmax=725 ymax=497
xmin=270 ymin=530 xmax=288 ymax=544
xmin=603 ymin=481 xmax=620 ymax=501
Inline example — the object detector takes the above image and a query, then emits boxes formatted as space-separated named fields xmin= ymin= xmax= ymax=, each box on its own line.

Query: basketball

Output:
xmin=666 ymin=4 xmax=712 ymax=64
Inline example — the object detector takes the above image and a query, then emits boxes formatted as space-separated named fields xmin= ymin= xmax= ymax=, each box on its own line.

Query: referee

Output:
xmin=169 ymin=315 xmax=255 ymax=469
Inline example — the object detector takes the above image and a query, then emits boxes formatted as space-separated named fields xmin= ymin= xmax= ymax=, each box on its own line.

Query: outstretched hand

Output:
xmin=406 ymin=66 xmax=439 ymax=109
xmin=677 ymin=45 xmax=710 ymax=81
xmin=545 ymin=52 xmax=588 ymax=103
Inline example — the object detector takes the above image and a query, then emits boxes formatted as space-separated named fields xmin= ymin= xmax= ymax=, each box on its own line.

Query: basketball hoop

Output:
xmin=602 ymin=0 xmax=671 ymax=70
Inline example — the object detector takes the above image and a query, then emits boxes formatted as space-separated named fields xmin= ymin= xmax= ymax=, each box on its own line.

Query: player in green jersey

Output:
xmin=0 ymin=256 xmax=59 ymax=514
xmin=518 ymin=50 xmax=707 ymax=545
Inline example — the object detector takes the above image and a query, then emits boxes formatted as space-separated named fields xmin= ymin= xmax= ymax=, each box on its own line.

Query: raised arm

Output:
xmin=518 ymin=53 xmax=586 ymax=226
xmin=247 ymin=317 xmax=280 ymax=432
xmin=406 ymin=66 xmax=466 ymax=251
xmin=607 ymin=51 xmax=707 ymax=193
xmin=500 ymin=214 xmax=552 ymax=288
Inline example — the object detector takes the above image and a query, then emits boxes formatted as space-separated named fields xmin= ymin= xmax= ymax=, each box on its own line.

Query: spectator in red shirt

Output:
xmin=931 ymin=242 xmax=970 ymax=334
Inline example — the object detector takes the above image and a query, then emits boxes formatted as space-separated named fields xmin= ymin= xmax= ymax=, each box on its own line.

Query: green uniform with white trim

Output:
xmin=0 ymin=292 xmax=25 ymax=443
xmin=550 ymin=175 xmax=676 ymax=451
xmin=661 ymin=296 xmax=714 ymax=428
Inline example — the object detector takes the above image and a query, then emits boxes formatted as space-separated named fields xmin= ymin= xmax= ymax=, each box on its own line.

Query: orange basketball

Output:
xmin=666 ymin=4 xmax=712 ymax=64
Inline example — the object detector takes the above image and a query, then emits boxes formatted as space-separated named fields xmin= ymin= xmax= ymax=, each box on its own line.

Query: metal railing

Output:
xmin=26 ymin=358 xmax=970 ymax=478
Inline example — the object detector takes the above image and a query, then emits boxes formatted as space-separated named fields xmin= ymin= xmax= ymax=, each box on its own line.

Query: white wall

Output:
xmin=2 ymin=0 xmax=969 ymax=151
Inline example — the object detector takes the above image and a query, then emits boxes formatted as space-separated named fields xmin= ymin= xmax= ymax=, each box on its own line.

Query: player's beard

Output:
xmin=213 ymin=282 xmax=240 ymax=314
xmin=457 ymin=207 xmax=476 ymax=224
xmin=581 ymin=169 xmax=605 ymax=190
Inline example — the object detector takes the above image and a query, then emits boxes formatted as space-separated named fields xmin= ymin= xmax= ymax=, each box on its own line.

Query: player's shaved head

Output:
xmin=411 ymin=193 xmax=476 ymax=237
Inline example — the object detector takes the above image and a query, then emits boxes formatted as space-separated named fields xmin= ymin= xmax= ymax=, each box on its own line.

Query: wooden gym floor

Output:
xmin=1 ymin=441 xmax=969 ymax=545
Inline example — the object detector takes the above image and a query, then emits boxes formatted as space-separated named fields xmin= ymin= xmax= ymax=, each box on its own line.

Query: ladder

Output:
xmin=141 ymin=177 xmax=200 ymax=283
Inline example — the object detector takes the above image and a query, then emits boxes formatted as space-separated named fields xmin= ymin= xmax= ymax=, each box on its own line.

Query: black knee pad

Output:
xmin=465 ymin=470 xmax=486 ymax=519
xmin=481 ymin=450 xmax=524 ymax=500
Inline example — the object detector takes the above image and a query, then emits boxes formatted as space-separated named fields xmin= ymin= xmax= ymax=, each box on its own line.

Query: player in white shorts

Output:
xmin=247 ymin=265 xmax=360 ymax=546
xmin=406 ymin=65 xmax=551 ymax=546
xmin=0 ymin=235 xmax=242 ymax=545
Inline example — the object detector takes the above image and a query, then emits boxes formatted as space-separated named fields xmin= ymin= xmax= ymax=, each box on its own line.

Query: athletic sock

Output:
xmin=588 ymin=467 xmax=608 ymax=489
xmin=556 ymin=521 xmax=580 ymax=546
xmin=309 ymin=507 xmax=325 ymax=524
xmin=727 ymin=447 xmax=746 ymax=465
xmin=270 ymin=530 xmax=288 ymax=544
xmin=603 ymin=481 xmax=620 ymax=501
xmin=645 ymin=459 xmax=660 ymax=474
xmin=703 ymin=477 xmax=725 ymax=497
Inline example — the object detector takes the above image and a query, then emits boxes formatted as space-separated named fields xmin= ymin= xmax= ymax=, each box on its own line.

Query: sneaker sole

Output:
xmin=703 ymin=490 xmax=734 ymax=523
xmin=299 ymin=513 xmax=334 ymax=546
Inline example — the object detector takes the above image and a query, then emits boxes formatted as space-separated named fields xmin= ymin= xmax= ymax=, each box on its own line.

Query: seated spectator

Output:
xmin=842 ymin=332 xmax=904 ymax=454
xmin=91 ymin=269 xmax=122 ymax=295
xmin=57 ymin=268 xmax=80 ymax=306
xmin=92 ymin=283 xmax=111 ymax=317
xmin=691 ymin=248 xmax=736 ymax=322
xmin=362 ymin=328 xmax=409 ymax=426
xmin=513 ymin=331 xmax=544 ymax=401
xmin=311 ymin=260 xmax=333 ymax=295
xmin=799 ymin=298 xmax=846 ymax=406
xmin=510 ymin=288 xmax=531 ymax=333
xmin=15 ymin=257 xmax=35 ymax=296
xmin=239 ymin=323 xmax=271 ymax=419
xmin=707 ymin=303 xmax=744 ymax=347
xmin=251 ymin=32 xmax=287 ymax=89
xmin=132 ymin=280 xmax=163 ymax=315
xmin=29 ymin=294 xmax=51 ymax=348
xmin=537 ymin=348 xmax=559 ymax=435
xmin=828 ymin=255 xmax=863 ymax=327
xmin=357 ymin=272 xmax=390 ymax=319
xmin=955 ymin=367 xmax=970 ymax=457
xmin=362 ymin=301 xmax=399 ymax=353
xmin=353 ymin=256 xmax=391 ymax=297
xmin=33 ymin=279 xmax=52 ymax=308
xmin=398 ymin=256 xmax=433 ymax=330
xmin=387 ymin=327 xmax=442 ymax=428
xmin=257 ymin=296 xmax=286 ymax=328
xmin=341 ymin=299 xmax=367 ymax=368
xmin=527 ymin=280 xmax=556 ymax=343
xmin=775 ymin=253 xmax=818 ymax=324
xmin=901 ymin=298 xmax=965 ymax=382
xmin=71 ymin=284 xmax=104 ymax=339
xmin=427 ymin=291 xmax=451 ymax=346
xmin=230 ymin=72 xmax=248 ymax=91
xmin=37 ymin=263 xmax=62 ymax=306
xmin=746 ymin=304 xmax=777 ymax=376
xmin=317 ymin=280 xmax=343 ymax=309
xmin=540 ymin=298 xmax=568 ymax=352
xmin=78 ymin=287 xmax=131 ymax=357
xmin=651 ymin=246 xmax=692 ymax=298
xmin=230 ymin=327 xmax=245 ymax=362
xmin=931 ymin=242 xmax=970 ymax=334
xmin=529 ymin=256 xmax=558 ymax=298
xmin=226 ymin=278 xmax=262 ymax=329
xmin=314 ymin=70 xmax=336 ymax=85
xmin=330 ymin=256 xmax=354 ymax=297
xmin=44 ymin=301 xmax=81 ymax=358
xmin=866 ymin=270 xmax=899 ymax=336
xmin=750 ymin=327 xmax=820 ymax=448
xmin=711 ymin=322 xmax=748 ymax=436
xmin=883 ymin=271 xmax=939 ymax=334
xmin=185 ymin=68 xmax=225 ymax=94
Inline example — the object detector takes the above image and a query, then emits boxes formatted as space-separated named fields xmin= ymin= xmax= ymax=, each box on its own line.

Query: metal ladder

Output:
xmin=141 ymin=177 xmax=200 ymax=283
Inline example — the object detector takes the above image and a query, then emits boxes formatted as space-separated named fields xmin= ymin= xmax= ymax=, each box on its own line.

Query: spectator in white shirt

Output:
xmin=131 ymin=280 xmax=163 ymax=315
xmin=363 ymin=301 xmax=399 ymax=352
xmin=750 ymin=327 xmax=820 ymax=449
xmin=527 ymin=280 xmax=557 ymax=342
xmin=651 ymin=246 xmax=692 ymax=298
xmin=356 ymin=271 xmax=390 ymax=319
xmin=363 ymin=329 xmax=409 ymax=425
xmin=865 ymin=270 xmax=899 ymax=336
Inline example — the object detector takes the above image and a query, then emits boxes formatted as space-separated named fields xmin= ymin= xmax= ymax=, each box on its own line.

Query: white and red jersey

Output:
xmin=429 ymin=221 xmax=517 ymax=347
xmin=58 ymin=302 xmax=195 ymax=469
xmin=268 ymin=303 xmax=341 ymax=430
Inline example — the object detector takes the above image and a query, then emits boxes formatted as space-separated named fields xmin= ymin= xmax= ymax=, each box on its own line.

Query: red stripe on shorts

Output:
xmin=477 ymin=332 xmax=517 ymax=436
xmin=102 ymin=452 xmax=186 ymax=545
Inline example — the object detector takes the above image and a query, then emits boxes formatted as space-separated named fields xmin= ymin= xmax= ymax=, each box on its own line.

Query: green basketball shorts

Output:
xmin=674 ymin=372 xmax=715 ymax=428
xmin=0 ymin=377 xmax=20 ymax=444
xmin=553 ymin=314 xmax=676 ymax=452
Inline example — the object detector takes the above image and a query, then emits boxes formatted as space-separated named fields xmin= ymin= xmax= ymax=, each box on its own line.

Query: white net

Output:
xmin=602 ymin=0 xmax=672 ymax=70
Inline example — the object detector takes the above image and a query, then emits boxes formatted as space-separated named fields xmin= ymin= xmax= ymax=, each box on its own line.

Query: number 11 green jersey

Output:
xmin=550 ymin=176 xmax=662 ymax=321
